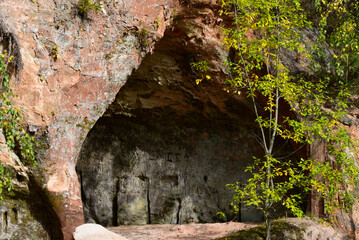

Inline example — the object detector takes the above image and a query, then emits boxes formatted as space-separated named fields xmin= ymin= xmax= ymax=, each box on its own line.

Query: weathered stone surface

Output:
xmin=0 ymin=199 xmax=48 ymax=240
xmin=106 ymin=218 xmax=345 ymax=240
xmin=219 ymin=218 xmax=346 ymax=240
xmin=73 ymin=223 xmax=128 ymax=240
xmin=0 ymin=0 xmax=178 ymax=238
xmin=272 ymin=218 xmax=345 ymax=240
xmin=0 ymin=0 xmax=358 ymax=239
xmin=0 ymin=131 xmax=62 ymax=239
xmin=76 ymin=2 xmax=295 ymax=227
xmin=77 ymin=114 xmax=261 ymax=226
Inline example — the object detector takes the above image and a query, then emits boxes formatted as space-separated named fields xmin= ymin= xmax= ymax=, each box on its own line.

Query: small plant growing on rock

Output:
xmin=191 ymin=61 xmax=211 ymax=85
xmin=136 ymin=28 xmax=150 ymax=49
xmin=0 ymin=51 xmax=37 ymax=199
xmin=78 ymin=0 xmax=103 ymax=16
xmin=153 ymin=17 xmax=161 ymax=29
xmin=0 ymin=164 xmax=13 ymax=200
xmin=51 ymin=45 xmax=59 ymax=60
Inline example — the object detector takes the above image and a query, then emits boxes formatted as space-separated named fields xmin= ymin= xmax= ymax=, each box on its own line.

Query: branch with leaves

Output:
xmin=0 ymin=51 xmax=37 ymax=199
xmin=218 ymin=0 xmax=359 ymax=239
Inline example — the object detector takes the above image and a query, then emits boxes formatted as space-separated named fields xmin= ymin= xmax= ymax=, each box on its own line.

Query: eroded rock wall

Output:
xmin=76 ymin=2 xmax=296 ymax=226
xmin=77 ymin=112 xmax=260 ymax=226
xmin=0 ymin=0 xmax=178 ymax=238
xmin=0 ymin=0 xmax=358 ymax=239
xmin=0 ymin=130 xmax=62 ymax=239
xmin=0 ymin=0 xmax=309 ymax=238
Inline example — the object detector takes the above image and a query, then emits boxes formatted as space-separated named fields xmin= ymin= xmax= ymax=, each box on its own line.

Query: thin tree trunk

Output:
xmin=266 ymin=216 xmax=271 ymax=240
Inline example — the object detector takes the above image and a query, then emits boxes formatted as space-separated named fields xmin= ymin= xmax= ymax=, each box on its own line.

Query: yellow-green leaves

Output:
xmin=51 ymin=45 xmax=59 ymax=60
xmin=220 ymin=0 xmax=359 ymax=237
xmin=0 ymin=53 xmax=37 ymax=198
xmin=315 ymin=0 xmax=359 ymax=86
xmin=78 ymin=0 xmax=103 ymax=15
xmin=0 ymin=165 xmax=13 ymax=200
xmin=191 ymin=61 xmax=211 ymax=85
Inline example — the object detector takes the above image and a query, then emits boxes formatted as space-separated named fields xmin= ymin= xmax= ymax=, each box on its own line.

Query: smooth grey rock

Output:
xmin=73 ymin=223 xmax=128 ymax=240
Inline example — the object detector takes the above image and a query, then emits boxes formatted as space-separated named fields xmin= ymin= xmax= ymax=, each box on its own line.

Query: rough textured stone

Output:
xmin=77 ymin=114 xmax=262 ymax=226
xmin=0 ymin=0 xmax=358 ymax=239
xmin=73 ymin=223 xmax=128 ymax=240
xmin=0 ymin=131 xmax=61 ymax=239
xmin=106 ymin=218 xmax=345 ymax=240
xmin=0 ymin=0 xmax=178 ymax=238
xmin=0 ymin=199 xmax=49 ymax=240
xmin=76 ymin=2 xmax=295 ymax=227
xmin=217 ymin=218 xmax=346 ymax=240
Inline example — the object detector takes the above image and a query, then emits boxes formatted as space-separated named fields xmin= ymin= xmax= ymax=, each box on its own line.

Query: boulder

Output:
xmin=73 ymin=223 xmax=128 ymax=240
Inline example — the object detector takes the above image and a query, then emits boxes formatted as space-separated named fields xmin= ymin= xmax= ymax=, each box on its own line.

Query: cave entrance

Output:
xmin=75 ymin=12 xmax=299 ymax=226
xmin=75 ymin=24 xmax=264 ymax=226
xmin=76 ymin=107 xmax=259 ymax=226
xmin=75 ymin=76 xmax=261 ymax=226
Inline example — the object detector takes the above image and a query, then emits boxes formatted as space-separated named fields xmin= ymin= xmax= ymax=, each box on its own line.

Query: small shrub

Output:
xmin=0 ymin=51 xmax=37 ymax=198
xmin=153 ymin=17 xmax=161 ymax=29
xmin=136 ymin=28 xmax=150 ymax=49
xmin=51 ymin=45 xmax=59 ymax=60
xmin=78 ymin=0 xmax=103 ymax=16
xmin=191 ymin=61 xmax=211 ymax=85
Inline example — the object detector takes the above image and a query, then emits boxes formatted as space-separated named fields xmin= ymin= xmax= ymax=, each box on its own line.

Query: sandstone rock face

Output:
xmin=2 ymin=0 xmax=264 ymax=237
xmin=0 ymin=0 xmax=358 ymax=239
xmin=0 ymin=0 xmax=177 ymax=238
xmin=76 ymin=1 xmax=295 ymax=227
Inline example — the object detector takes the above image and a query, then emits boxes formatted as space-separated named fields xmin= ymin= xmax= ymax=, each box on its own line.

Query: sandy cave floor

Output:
xmin=107 ymin=222 xmax=258 ymax=240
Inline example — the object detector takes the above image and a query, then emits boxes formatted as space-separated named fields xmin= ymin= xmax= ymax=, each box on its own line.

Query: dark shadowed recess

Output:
xmin=76 ymin=13 xmax=301 ymax=227
xmin=27 ymin=176 xmax=64 ymax=240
